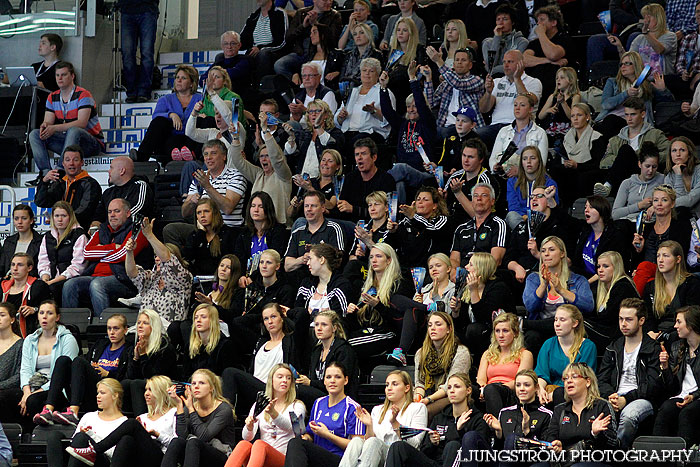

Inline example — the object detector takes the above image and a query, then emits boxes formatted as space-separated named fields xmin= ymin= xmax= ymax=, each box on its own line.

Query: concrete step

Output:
xmin=99 ymin=115 xmax=152 ymax=130
xmin=159 ymin=51 xmax=221 ymax=65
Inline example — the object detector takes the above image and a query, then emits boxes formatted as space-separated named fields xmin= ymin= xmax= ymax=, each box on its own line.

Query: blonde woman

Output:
xmin=289 ymin=149 xmax=342 ymax=219
xmin=341 ymin=370 xmax=427 ymax=467
xmin=595 ymin=51 xmax=671 ymax=136
xmin=123 ymin=309 xmax=178 ymax=416
xmin=627 ymin=3 xmax=678 ymax=75
xmin=68 ymin=375 xmax=178 ymax=466
xmin=349 ymin=191 xmax=390 ymax=262
xmin=414 ymin=312 xmax=471 ymax=418
xmin=633 ymin=185 xmax=692 ymax=293
xmin=346 ymin=243 xmax=416 ymax=366
xmin=643 ymin=240 xmax=700 ymax=340
xmin=286 ymin=99 xmax=344 ymax=178
xmin=450 ymin=252 xmax=514 ymax=355
xmin=586 ymin=251 xmax=638 ymax=354
xmin=476 ymin=313 xmax=534 ymax=415
xmin=414 ymin=253 xmax=456 ymax=317
xmin=386 ymin=17 xmax=426 ymax=115
xmin=37 ymin=201 xmax=87 ymax=303
xmin=200 ymin=65 xmax=243 ymax=122
xmin=228 ymin=364 xmax=306 ymax=467
xmin=63 ymin=378 xmax=127 ymax=466
xmin=535 ymin=305 xmax=597 ymax=406
xmin=440 ymin=19 xmax=476 ymax=68
xmin=185 ymin=304 xmax=233 ymax=377
xmin=542 ymin=362 xmax=617 ymax=451
xmin=523 ymin=235 xmax=594 ymax=349
xmin=380 ymin=0 xmax=426 ymax=49
xmin=162 ymin=369 xmax=236 ymax=467
xmin=505 ymin=146 xmax=559 ymax=229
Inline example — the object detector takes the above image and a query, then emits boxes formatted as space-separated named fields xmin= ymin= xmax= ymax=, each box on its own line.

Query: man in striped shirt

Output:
xmin=28 ymin=61 xmax=104 ymax=186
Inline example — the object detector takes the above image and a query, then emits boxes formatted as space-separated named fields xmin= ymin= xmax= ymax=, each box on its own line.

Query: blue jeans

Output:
xmin=273 ymin=53 xmax=305 ymax=80
xmin=388 ymin=163 xmax=435 ymax=205
xmin=586 ymin=33 xmax=638 ymax=70
xmin=179 ymin=160 xmax=204 ymax=195
xmin=617 ymin=398 xmax=654 ymax=449
xmin=461 ymin=431 xmax=492 ymax=467
xmin=62 ymin=275 xmax=135 ymax=317
xmin=29 ymin=127 xmax=103 ymax=174
xmin=121 ymin=11 xmax=158 ymax=98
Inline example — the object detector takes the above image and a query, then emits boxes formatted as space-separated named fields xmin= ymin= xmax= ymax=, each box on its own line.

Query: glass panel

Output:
xmin=0 ymin=0 xmax=78 ymax=36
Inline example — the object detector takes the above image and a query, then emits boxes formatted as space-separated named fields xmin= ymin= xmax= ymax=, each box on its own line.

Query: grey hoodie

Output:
xmin=482 ymin=31 xmax=529 ymax=75
xmin=601 ymin=122 xmax=670 ymax=169
xmin=612 ymin=172 xmax=665 ymax=221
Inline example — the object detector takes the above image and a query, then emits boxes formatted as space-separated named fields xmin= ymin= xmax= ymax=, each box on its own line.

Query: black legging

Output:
xmin=385 ymin=439 xmax=460 ymax=467
xmin=47 ymin=431 xmax=109 ymax=467
xmin=523 ymin=318 xmax=555 ymax=360
xmin=46 ymin=356 xmax=100 ymax=411
xmin=161 ymin=436 xmax=228 ymax=467
xmin=604 ymin=144 xmax=640 ymax=195
xmin=388 ymin=295 xmax=428 ymax=352
xmin=653 ymin=397 xmax=700 ymax=446
xmin=221 ymin=367 xmax=265 ymax=418
xmin=483 ymin=382 xmax=516 ymax=416
xmin=284 ymin=437 xmax=342 ymax=467
xmin=593 ymin=114 xmax=626 ymax=142
xmin=0 ymin=387 xmax=22 ymax=423
xmin=136 ymin=116 xmax=202 ymax=164
xmin=121 ymin=379 xmax=147 ymax=416
xmin=94 ymin=418 xmax=164 ymax=467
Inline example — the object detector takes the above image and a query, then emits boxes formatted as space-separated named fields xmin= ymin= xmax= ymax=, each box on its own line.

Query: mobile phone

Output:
xmin=193 ymin=277 xmax=206 ymax=295
xmin=174 ymin=382 xmax=190 ymax=396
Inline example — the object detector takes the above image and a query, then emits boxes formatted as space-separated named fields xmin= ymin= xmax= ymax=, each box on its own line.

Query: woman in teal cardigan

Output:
xmin=19 ymin=300 xmax=79 ymax=423
xmin=535 ymin=304 xmax=597 ymax=408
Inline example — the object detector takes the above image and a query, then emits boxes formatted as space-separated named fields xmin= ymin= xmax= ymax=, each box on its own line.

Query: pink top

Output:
xmin=486 ymin=359 xmax=520 ymax=384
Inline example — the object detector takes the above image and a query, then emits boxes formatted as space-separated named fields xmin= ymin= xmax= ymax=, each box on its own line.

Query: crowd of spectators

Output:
xmin=9 ymin=0 xmax=700 ymax=465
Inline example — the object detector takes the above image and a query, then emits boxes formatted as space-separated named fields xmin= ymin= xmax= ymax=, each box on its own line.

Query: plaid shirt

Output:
xmin=666 ymin=0 xmax=698 ymax=33
xmin=675 ymin=31 xmax=700 ymax=75
xmin=424 ymin=64 xmax=485 ymax=128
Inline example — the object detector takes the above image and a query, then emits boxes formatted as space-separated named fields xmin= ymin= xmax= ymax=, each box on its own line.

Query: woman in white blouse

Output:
xmin=335 ymin=58 xmax=395 ymax=141
xmin=227 ymin=363 xmax=306 ymax=467
xmin=339 ymin=370 xmax=427 ymax=467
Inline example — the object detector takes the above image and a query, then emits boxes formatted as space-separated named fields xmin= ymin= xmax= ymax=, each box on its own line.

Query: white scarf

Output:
xmin=563 ymin=125 xmax=601 ymax=164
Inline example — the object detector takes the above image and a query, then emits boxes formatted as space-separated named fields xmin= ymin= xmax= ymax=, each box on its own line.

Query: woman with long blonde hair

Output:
xmin=537 ymin=67 xmax=581 ymax=141
xmin=523 ymin=235 xmax=594 ymax=350
xmin=643 ymin=240 xmax=700 ymax=341
xmin=386 ymin=17 xmax=426 ymax=115
xmin=123 ymin=309 xmax=178 ymax=416
xmin=162 ymin=369 xmax=236 ymax=467
xmin=440 ymin=19 xmax=475 ymax=68
xmin=586 ymin=251 xmax=638 ymax=354
xmin=476 ymin=313 xmax=534 ymax=415
xmin=413 ymin=312 xmax=471 ymax=419
xmin=68 ymin=375 xmax=178 ymax=466
xmin=228 ymin=364 xmax=306 ymax=467
xmin=595 ymin=50 xmax=671 ymax=138
xmin=535 ymin=305 xmax=597 ymax=406
xmin=414 ymin=253 xmax=456 ymax=316
xmin=37 ymin=201 xmax=87 ymax=303
xmin=346 ymin=243 xmax=419 ymax=366
xmin=506 ymin=145 xmax=559 ymax=229
xmin=542 ymin=362 xmax=617 ymax=451
xmin=450 ymin=252 xmax=514 ymax=356
xmin=185 ymin=304 xmax=233 ymax=378
xmin=341 ymin=370 xmax=427 ymax=467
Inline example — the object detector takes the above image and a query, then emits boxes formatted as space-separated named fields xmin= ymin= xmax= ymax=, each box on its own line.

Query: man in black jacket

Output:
xmin=597 ymin=298 xmax=662 ymax=448
xmin=35 ymin=145 xmax=102 ymax=231
xmin=90 ymin=156 xmax=154 ymax=235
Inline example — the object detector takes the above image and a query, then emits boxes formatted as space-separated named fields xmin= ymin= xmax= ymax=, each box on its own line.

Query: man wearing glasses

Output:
xmin=210 ymin=31 xmax=253 ymax=96
xmin=288 ymin=62 xmax=338 ymax=123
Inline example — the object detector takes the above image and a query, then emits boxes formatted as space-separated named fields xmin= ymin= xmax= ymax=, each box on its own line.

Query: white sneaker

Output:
xmin=593 ymin=182 xmax=611 ymax=197
xmin=117 ymin=296 xmax=142 ymax=308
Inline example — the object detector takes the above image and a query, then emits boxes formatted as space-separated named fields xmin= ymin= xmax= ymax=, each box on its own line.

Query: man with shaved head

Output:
xmin=90 ymin=156 xmax=154 ymax=235
xmin=476 ymin=49 xmax=543 ymax=146
xmin=64 ymin=198 xmax=148 ymax=316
